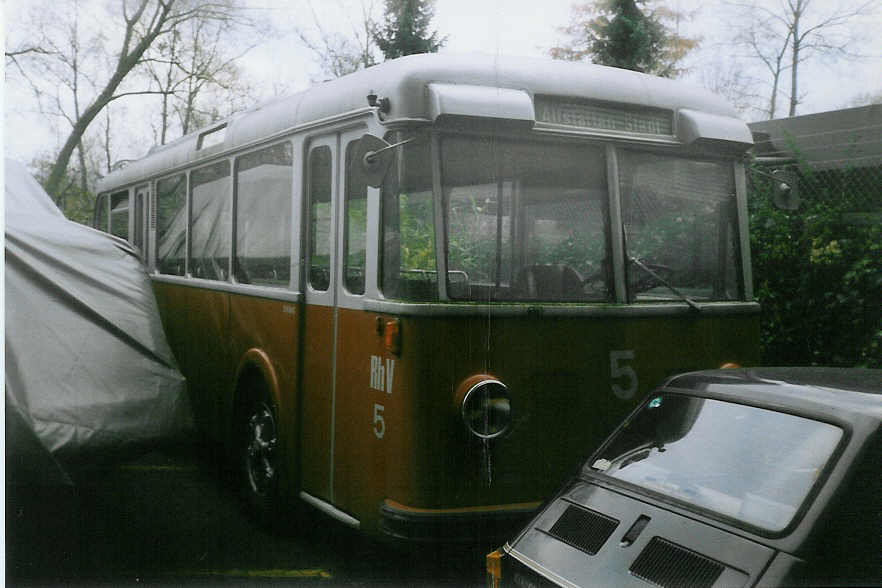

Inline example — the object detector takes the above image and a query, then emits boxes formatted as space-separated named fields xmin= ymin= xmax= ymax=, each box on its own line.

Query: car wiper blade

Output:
xmin=628 ymin=256 xmax=701 ymax=312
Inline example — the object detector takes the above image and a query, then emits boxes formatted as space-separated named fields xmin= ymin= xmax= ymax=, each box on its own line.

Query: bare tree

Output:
xmin=698 ymin=53 xmax=765 ymax=116
xmin=6 ymin=0 xmax=247 ymax=198
xmin=732 ymin=16 xmax=791 ymax=118
xmin=143 ymin=13 xmax=257 ymax=144
xmin=729 ymin=0 xmax=875 ymax=118
xmin=294 ymin=0 xmax=379 ymax=80
xmin=6 ymin=0 xmax=103 ymax=201
xmin=843 ymin=90 xmax=882 ymax=107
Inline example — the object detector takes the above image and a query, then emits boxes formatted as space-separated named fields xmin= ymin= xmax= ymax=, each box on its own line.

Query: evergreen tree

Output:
xmin=373 ymin=0 xmax=445 ymax=60
xmin=550 ymin=0 xmax=697 ymax=78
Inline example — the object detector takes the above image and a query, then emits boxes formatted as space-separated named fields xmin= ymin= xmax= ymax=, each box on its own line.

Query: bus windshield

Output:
xmin=380 ymin=132 xmax=744 ymax=303
xmin=438 ymin=136 xmax=742 ymax=303
xmin=620 ymin=151 xmax=741 ymax=302
xmin=440 ymin=136 xmax=610 ymax=302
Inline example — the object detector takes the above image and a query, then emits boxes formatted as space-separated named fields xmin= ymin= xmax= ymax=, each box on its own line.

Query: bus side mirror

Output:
xmin=771 ymin=169 xmax=800 ymax=210
xmin=355 ymin=134 xmax=395 ymax=188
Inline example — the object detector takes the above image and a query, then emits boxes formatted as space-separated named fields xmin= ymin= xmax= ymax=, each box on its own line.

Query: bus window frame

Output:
xmin=614 ymin=144 xmax=745 ymax=304
xmin=94 ymin=192 xmax=110 ymax=232
xmin=132 ymin=184 xmax=150 ymax=256
xmin=306 ymin=139 xmax=337 ymax=300
xmin=188 ymin=157 xmax=233 ymax=283
xmin=436 ymin=131 xmax=614 ymax=303
xmin=426 ymin=127 xmax=749 ymax=305
xmin=154 ymin=171 xmax=189 ymax=277
xmin=232 ymin=139 xmax=296 ymax=291
xmin=109 ymin=188 xmax=131 ymax=241
xmin=342 ymin=139 xmax=369 ymax=297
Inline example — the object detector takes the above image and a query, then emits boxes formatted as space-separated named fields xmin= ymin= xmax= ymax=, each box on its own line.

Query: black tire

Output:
xmin=237 ymin=384 xmax=284 ymax=527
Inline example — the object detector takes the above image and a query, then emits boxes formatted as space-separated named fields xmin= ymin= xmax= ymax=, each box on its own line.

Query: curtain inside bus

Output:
xmin=190 ymin=160 xmax=231 ymax=281
xmin=156 ymin=174 xmax=187 ymax=276
xmin=235 ymin=142 xmax=293 ymax=287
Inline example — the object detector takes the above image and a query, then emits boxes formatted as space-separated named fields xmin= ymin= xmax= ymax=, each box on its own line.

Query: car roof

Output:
xmin=662 ymin=367 xmax=882 ymax=425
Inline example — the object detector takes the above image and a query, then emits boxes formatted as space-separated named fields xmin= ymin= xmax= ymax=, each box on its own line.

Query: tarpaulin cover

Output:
xmin=5 ymin=159 xmax=191 ymax=484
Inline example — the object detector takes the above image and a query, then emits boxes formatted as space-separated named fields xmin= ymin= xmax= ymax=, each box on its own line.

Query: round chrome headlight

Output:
xmin=460 ymin=378 xmax=512 ymax=439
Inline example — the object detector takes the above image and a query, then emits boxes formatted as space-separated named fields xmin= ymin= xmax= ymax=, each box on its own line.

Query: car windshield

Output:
xmin=587 ymin=394 xmax=842 ymax=532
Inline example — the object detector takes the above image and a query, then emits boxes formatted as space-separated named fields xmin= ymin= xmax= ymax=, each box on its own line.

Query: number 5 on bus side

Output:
xmin=610 ymin=350 xmax=637 ymax=400
xmin=373 ymin=403 xmax=385 ymax=439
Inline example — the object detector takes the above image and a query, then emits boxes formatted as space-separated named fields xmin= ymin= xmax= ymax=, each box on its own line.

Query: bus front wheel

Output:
xmin=237 ymin=384 xmax=284 ymax=526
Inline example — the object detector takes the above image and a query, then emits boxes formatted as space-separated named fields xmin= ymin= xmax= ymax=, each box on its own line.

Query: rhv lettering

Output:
xmin=369 ymin=356 xmax=395 ymax=394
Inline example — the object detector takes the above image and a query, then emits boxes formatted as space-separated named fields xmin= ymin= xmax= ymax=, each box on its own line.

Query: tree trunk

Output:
xmin=160 ymin=89 xmax=170 ymax=144
xmin=769 ymin=68 xmax=780 ymax=119
xmin=789 ymin=1 xmax=802 ymax=117
xmin=104 ymin=108 xmax=112 ymax=175
xmin=78 ymin=141 xmax=88 ymax=193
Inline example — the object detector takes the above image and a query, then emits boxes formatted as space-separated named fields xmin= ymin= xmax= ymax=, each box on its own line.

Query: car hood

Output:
xmin=507 ymin=480 xmax=776 ymax=587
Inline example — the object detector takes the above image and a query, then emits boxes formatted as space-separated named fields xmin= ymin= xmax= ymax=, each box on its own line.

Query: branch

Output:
xmin=109 ymin=89 xmax=174 ymax=101
xmin=5 ymin=46 xmax=56 ymax=58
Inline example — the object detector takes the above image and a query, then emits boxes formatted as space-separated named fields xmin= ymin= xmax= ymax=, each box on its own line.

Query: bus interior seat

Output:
xmin=398 ymin=273 xmax=437 ymax=301
xmin=514 ymin=264 xmax=583 ymax=300
xmin=344 ymin=267 xmax=364 ymax=294
xmin=310 ymin=266 xmax=331 ymax=291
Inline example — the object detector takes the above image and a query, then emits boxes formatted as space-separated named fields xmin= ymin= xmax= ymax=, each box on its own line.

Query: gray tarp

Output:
xmin=5 ymin=159 xmax=191 ymax=484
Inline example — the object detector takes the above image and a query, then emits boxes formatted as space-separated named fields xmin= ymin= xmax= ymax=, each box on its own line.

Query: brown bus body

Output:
xmin=154 ymin=280 xmax=757 ymax=536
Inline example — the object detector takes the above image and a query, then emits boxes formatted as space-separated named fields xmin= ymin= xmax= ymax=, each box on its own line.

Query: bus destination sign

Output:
xmin=535 ymin=95 xmax=673 ymax=136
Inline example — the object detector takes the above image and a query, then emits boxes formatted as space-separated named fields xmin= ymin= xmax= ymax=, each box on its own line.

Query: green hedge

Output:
xmin=748 ymin=162 xmax=881 ymax=367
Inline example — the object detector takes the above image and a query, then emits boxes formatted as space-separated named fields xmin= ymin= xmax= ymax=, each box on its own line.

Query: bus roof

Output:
xmin=98 ymin=53 xmax=747 ymax=191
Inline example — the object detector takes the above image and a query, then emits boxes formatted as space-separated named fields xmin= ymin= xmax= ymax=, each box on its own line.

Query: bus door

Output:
xmin=329 ymin=129 xmax=375 ymax=519
xmin=300 ymin=135 xmax=339 ymax=503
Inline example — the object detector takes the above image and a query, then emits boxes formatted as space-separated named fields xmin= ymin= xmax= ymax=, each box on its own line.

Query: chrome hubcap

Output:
xmin=244 ymin=403 xmax=278 ymax=496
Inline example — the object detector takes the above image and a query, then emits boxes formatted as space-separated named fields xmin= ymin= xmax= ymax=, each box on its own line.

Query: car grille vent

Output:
xmin=547 ymin=504 xmax=619 ymax=556
xmin=629 ymin=537 xmax=725 ymax=588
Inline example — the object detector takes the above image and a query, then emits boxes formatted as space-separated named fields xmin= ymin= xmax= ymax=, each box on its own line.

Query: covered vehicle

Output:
xmin=5 ymin=159 xmax=191 ymax=483
xmin=487 ymin=368 xmax=881 ymax=587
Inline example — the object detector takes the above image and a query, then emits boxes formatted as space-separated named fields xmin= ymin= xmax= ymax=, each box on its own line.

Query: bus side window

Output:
xmin=235 ymin=142 xmax=293 ymax=287
xmin=156 ymin=174 xmax=187 ymax=276
xmin=344 ymin=140 xmax=367 ymax=295
xmin=132 ymin=187 xmax=148 ymax=253
xmin=190 ymin=160 xmax=231 ymax=281
xmin=308 ymin=146 xmax=333 ymax=292
xmin=95 ymin=193 xmax=109 ymax=232
xmin=109 ymin=190 xmax=129 ymax=240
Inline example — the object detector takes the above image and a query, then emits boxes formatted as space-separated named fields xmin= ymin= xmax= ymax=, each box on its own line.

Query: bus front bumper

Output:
xmin=379 ymin=499 xmax=540 ymax=543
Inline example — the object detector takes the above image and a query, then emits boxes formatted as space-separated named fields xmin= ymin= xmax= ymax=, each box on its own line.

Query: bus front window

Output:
xmin=440 ymin=136 xmax=610 ymax=302
xmin=380 ymin=132 xmax=436 ymax=301
xmin=619 ymin=151 xmax=741 ymax=301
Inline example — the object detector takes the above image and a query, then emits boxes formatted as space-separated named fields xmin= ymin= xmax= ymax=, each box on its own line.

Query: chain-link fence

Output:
xmin=746 ymin=154 xmax=881 ymax=368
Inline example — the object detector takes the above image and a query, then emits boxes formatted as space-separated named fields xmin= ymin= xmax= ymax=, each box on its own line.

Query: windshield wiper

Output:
xmin=621 ymin=227 xmax=700 ymax=311
xmin=628 ymin=256 xmax=701 ymax=312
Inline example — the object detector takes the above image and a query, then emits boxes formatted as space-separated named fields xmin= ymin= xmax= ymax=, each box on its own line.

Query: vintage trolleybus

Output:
xmin=94 ymin=54 xmax=759 ymax=541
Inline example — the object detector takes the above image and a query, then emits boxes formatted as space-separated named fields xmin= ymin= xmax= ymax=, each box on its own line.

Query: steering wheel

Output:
xmin=630 ymin=262 xmax=674 ymax=293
